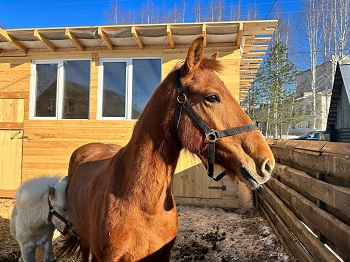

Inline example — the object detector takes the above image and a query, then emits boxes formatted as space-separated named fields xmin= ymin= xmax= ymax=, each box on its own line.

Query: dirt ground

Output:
xmin=0 ymin=198 xmax=294 ymax=262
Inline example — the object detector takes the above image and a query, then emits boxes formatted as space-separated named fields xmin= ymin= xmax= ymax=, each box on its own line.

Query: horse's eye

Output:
xmin=205 ymin=94 xmax=220 ymax=103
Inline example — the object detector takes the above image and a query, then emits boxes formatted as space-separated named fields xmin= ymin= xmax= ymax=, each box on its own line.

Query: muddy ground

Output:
xmin=0 ymin=198 xmax=294 ymax=261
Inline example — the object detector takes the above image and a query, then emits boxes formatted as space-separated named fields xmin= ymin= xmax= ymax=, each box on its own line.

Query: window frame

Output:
xmin=30 ymin=59 xmax=91 ymax=120
xmin=97 ymin=57 xmax=162 ymax=120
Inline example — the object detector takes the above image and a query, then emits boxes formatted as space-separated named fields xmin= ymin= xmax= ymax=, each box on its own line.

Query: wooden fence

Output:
xmin=258 ymin=139 xmax=350 ymax=262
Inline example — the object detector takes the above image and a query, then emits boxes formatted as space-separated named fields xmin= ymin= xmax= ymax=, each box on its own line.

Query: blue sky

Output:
xmin=1 ymin=0 xmax=300 ymax=29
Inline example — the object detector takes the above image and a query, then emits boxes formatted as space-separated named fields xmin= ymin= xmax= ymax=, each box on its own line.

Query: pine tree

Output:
xmin=255 ymin=42 xmax=298 ymax=139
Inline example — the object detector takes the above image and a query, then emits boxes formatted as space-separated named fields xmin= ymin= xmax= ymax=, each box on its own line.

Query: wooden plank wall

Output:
xmin=0 ymin=47 xmax=241 ymax=201
xmin=259 ymin=139 xmax=350 ymax=262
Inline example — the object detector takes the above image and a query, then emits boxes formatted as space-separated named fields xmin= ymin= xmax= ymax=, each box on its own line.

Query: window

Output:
xmin=31 ymin=60 xmax=91 ymax=119
xmin=98 ymin=58 xmax=161 ymax=120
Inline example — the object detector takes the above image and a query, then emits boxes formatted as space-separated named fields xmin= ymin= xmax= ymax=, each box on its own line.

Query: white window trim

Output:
xmin=97 ymin=57 xmax=162 ymax=120
xmin=30 ymin=59 xmax=91 ymax=120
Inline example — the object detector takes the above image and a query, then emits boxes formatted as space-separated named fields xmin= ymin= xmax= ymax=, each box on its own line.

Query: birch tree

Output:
xmin=192 ymin=0 xmax=202 ymax=22
xmin=303 ymin=0 xmax=321 ymax=130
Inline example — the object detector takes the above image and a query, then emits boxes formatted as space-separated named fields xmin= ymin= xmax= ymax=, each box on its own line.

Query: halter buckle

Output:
xmin=206 ymin=130 xmax=220 ymax=142
xmin=177 ymin=93 xmax=187 ymax=104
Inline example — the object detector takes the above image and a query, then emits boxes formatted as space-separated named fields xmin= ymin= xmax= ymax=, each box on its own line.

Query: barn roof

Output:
xmin=0 ymin=21 xmax=277 ymax=101
xmin=326 ymin=61 xmax=350 ymax=128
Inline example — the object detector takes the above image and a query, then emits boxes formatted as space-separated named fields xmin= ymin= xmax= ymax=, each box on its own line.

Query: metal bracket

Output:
xmin=208 ymin=185 xmax=226 ymax=191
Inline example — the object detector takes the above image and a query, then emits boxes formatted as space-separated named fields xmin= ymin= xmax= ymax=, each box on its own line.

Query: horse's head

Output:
xmin=176 ymin=37 xmax=275 ymax=189
xmin=48 ymin=177 xmax=67 ymax=213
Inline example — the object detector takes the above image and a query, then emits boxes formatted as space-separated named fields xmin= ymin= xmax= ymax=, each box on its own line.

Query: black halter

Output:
xmin=175 ymin=70 xmax=258 ymax=181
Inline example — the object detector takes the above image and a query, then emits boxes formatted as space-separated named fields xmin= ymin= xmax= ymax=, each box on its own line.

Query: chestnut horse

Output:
xmin=59 ymin=37 xmax=275 ymax=261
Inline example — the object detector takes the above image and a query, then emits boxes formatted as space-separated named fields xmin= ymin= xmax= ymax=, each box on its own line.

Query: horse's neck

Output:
xmin=109 ymin=83 xmax=181 ymax=211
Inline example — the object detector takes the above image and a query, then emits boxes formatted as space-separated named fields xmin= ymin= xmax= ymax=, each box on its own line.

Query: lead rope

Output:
xmin=175 ymin=70 xmax=259 ymax=181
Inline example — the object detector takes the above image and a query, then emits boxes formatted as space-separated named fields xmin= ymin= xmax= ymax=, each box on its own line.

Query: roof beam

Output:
xmin=236 ymin=22 xmax=243 ymax=48
xmin=132 ymin=26 xmax=143 ymax=49
xmin=65 ymin=29 xmax=84 ymax=51
xmin=98 ymin=27 xmax=113 ymax=50
xmin=0 ymin=29 xmax=28 ymax=53
xmin=202 ymin=23 xmax=207 ymax=47
xmin=34 ymin=30 xmax=56 ymax=52
xmin=167 ymin=25 xmax=174 ymax=49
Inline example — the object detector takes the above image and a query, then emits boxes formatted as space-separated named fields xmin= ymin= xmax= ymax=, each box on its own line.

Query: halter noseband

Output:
xmin=48 ymin=197 xmax=73 ymax=236
xmin=175 ymin=70 xmax=258 ymax=181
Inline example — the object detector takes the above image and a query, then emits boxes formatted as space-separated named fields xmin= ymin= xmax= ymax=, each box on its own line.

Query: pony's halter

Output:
xmin=175 ymin=70 xmax=258 ymax=181
xmin=47 ymin=197 xmax=73 ymax=236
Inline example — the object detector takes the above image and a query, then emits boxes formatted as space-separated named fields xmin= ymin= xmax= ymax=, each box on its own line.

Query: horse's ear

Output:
xmin=210 ymin=52 xmax=219 ymax=60
xmin=49 ymin=187 xmax=56 ymax=199
xmin=183 ymin=37 xmax=204 ymax=75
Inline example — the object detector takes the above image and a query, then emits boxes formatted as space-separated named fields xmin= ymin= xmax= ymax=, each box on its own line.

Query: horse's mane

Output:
xmin=15 ymin=174 xmax=62 ymax=204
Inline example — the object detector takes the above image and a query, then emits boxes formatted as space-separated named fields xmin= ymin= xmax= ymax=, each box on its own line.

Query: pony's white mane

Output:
xmin=15 ymin=174 xmax=62 ymax=204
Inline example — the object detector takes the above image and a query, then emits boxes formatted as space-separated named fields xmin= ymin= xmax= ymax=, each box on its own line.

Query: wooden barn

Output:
xmin=326 ymin=60 xmax=350 ymax=142
xmin=0 ymin=21 xmax=276 ymax=207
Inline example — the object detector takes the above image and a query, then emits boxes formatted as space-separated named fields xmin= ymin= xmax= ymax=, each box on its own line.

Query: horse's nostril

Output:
xmin=265 ymin=160 xmax=271 ymax=173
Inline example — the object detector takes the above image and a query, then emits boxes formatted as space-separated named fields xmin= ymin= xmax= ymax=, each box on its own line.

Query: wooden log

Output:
xmin=274 ymin=163 xmax=350 ymax=223
xmin=268 ymin=177 xmax=350 ymax=261
xmin=258 ymin=194 xmax=314 ymax=262
xmin=270 ymin=144 xmax=350 ymax=187
xmin=259 ymin=185 xmax=339 ymax=262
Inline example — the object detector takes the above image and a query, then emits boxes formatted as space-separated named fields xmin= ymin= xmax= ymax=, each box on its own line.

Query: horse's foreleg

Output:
xmin=41 ymin=238 xmax=56 ymax=262
xmin=20 ymin=244 xmax=36 ymax=262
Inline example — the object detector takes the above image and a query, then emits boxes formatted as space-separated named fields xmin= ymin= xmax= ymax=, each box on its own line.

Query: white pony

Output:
xmin=10 ymin=175 xmax=71 ymax=262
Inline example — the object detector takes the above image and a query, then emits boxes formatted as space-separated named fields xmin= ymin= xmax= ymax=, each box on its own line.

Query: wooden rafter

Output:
xmin=65 ymin=29 xmax=84 ymax=51
xmin=98 ymin=27 xmax=113 ymax=50
xmin=132 ymin=26 xmax=143 ymax=49
xmin=202 ymin=23 xmax=207 ymax=47
xmin=240 ymin=80 xmax=254 ymax=85
xmin=244 ymin=45 xmax=269 ymax=52
xmin=34 ymin=30 xmax=56 ymax=52
xmin=245 ymin=37 xmax=271 ymax=44
xmin=0 ymin=29 xmax=27 ymax=53
xmin=241 ymin=58 xmax=263 ymax=64
xmin=242 ymin=52 xmax=265 ymax=57
xmin=236 ymin=22 xmax=243 ymax=48
xmin=166 ymin=25 xmax=174 ymax=49
xmin=245 ymin=28 xmax=275 ymax=36
xmin=241 ymin=70 xmax=258 ymax=75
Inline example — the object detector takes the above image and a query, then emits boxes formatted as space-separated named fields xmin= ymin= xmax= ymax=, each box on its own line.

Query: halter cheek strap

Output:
xmin=48 ymin=197 xmax=73 ymax=236
xmin=175 ymin=70 xmax=258 ymax=181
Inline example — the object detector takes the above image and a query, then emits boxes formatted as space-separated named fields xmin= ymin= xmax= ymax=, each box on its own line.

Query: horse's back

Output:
xmin=68 ymin=142 xmax=122 ymax=177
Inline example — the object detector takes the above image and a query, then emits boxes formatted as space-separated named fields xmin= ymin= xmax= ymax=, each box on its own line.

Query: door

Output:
xmin=173 ymin=150 xmax=239 ymax=208
xmin=0 ymin=98 xmax=24 ymax=196
xmin=0 ymin=130 xmax=23 ymax=191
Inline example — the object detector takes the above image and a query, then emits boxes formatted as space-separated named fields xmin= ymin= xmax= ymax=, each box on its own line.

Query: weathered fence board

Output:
xmin=260 ymin=140 xmax=350 ymax=262
xmin=274 ymin=163 xmax=350 ymax=222
xmin=268 ymin=140 xmax=350 ymax=187
xmin=258 ymin=194 xmax=314 ymax=262
xmin=259 ymin=185 xmax=339 ymax=262
xmin=267 ymin=177 xmax=350 ymax=261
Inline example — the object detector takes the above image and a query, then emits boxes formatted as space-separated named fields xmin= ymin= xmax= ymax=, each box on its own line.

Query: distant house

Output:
xmin=326 ymin=61 xmax=350 ymax=142
xmin=289 ymin=61 xmax=333 ymax=135
xmin=289 ymin=91 xmax=331 ymax=135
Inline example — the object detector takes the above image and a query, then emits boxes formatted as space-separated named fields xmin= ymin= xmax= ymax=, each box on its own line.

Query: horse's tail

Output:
xmin=10 ymin=205 xmax=17 ymax=237
xmin=56 ymin=233 xmax=81 ymax=259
